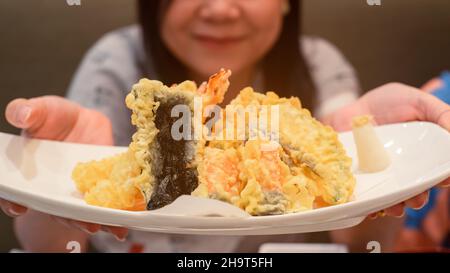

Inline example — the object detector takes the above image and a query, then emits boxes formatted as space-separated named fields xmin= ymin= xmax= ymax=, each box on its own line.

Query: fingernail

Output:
xmin=80 ymin=227 xmax=95 ymax=235
xmin=115 ymin=235 xmax=126 ymax=242
xmin=85 ymin=229 xmax=96 ymax=235
xmin=115 ymin=236 xmax=127 ymax=243
xmin=415 ymin=203 xmax=427 ymax=210
xmin=102 ymin=226 xmax=127 ymax=242
xmin=16 ymin=106 xmax=32 ymax=125
xmin=7 ymin=208 xmax=22 ymax=217
xmin=75 ymin=223 xmax=97 ymax=235
xmin=395 ymin=211 xmax=405 ymax=218
xmin=415 ymin=195 xmax=429 ymax=210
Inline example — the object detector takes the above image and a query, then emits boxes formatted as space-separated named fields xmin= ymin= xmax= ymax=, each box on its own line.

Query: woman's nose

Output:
xmin=199 ymin=0 xmax=241 ymax=22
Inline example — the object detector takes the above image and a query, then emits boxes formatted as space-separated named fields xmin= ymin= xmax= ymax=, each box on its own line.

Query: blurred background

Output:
xmin=0 ymin=0 xmax=449 ymax=252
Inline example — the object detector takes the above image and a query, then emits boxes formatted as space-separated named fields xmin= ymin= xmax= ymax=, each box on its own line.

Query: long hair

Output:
xmin=137 ymin=0 xmax=316 ymax=111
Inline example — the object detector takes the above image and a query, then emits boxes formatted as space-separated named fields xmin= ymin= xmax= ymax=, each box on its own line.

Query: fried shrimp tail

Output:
xmin=197 ymin=68 xmax=231 ymax=107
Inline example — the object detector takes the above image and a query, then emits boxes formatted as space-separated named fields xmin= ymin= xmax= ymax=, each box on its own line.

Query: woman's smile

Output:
xmin=191 ymin=32 xmax=247 ymax=50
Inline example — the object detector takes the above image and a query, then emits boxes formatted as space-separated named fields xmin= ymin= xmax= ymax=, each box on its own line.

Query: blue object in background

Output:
xmin=431 ymin=71 xmax=450 ymax=104
xmin=404 ymin=188 xmax=440 ymax=229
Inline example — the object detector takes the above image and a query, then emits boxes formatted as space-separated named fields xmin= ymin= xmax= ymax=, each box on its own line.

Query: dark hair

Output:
xmin=137 ymin=0 xmax=316 ymax=111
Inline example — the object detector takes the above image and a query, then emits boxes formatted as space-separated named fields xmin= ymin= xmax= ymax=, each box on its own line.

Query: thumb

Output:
xmin=417 ymin=92 xmax=450 ymax=132
xmin=5 ymin=98 xmax=36 ymax=129
xmin=5 ymin=96 xmax=81 ymax=140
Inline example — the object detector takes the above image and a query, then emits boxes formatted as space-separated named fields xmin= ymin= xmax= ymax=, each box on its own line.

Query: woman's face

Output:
xmin=161 ymin=0 xmax=286 ymax=79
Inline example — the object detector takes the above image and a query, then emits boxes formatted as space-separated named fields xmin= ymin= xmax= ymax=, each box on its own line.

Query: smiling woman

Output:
xmin=138 ymin=0 xmax=317 ymax=110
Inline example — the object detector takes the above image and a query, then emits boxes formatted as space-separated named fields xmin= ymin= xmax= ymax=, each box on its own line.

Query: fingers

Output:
xmin=384 ymin=203 xmax=405 ymax=217
xmin=370 ymin=190 xmax=431 ymax=220
xmin=72 ymin=220 xmax=102 ymax=235
xmin=0 ymin=200 xmax=27 ymax=217
xmin=52 ymin=216 xmax=101 ymax=234
xmin=404 ymin=191 xmax=429 ymax=210
xmin=101 ymin=226 xmax=129 ymax=241
xmin=51 ymin=216 xmax=128 ymax=241
xmin=0 ymin=199 xmax=127 ymax=242
xmin=369 ymin=203 xmax=405 ymax=220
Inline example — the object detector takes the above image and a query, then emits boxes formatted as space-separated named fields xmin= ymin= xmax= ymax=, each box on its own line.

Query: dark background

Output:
xmin=0 ymin=0 xmax=449 ymax=252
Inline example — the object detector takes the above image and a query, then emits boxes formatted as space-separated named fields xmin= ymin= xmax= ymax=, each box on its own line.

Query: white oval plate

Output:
xmin=0 ymin=121 xmax=449 ymax=235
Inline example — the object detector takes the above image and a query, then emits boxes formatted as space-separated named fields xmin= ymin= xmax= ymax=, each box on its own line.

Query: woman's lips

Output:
xmin=193 ymin=34 xmax=245 ymax=49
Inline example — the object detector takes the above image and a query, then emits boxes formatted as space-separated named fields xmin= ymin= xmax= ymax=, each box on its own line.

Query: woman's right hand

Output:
xmin=2 ymin=96 xmax=127 ymax=241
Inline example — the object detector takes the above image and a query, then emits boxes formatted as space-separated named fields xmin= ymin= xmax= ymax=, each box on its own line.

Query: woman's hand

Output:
xmin=323 ymin=83 xmax=450 ymax=217
xmin=2 ymin=96 xmax=127 ymax=241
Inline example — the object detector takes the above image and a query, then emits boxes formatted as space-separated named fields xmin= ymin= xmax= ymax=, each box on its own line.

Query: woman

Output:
xmin=1 ymin=0 xmax=449 ymax=252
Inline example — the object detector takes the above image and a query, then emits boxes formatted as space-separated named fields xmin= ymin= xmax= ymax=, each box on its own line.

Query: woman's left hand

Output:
xmin=323 ymin=82 xmax=450 ymax=217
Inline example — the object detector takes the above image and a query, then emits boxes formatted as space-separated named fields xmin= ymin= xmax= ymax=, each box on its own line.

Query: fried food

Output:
xmin=73 ymin=70 xmax=230 ymax=211
xmin=208 ymin=88 xmax=355 ymax=212
xmin=72 ymin=150 xmax=145 ymax=210
xmin=72 ymin=70 xmax=355 ymax=215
